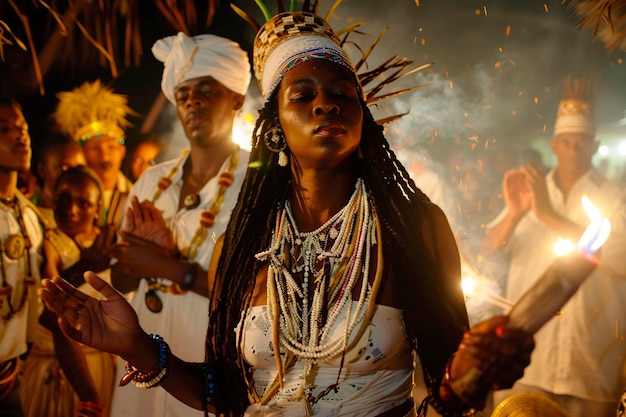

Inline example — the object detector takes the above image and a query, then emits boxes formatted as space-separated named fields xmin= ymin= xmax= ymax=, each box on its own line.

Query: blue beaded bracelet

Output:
xmin=151 ymin=334 xmax=169 ymax=369
xmin=202 ymin=364 xmax=216 ymax=407
xmin=119 ymin=333 xmax=170 ymax=389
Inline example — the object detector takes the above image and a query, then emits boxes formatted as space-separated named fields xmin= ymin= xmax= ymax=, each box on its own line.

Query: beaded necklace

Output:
xmin=255 ymin=179 xmax=383 ymax=411
xmin=144 ymin=147 xmax=239 ymax=309
xmin=0 ymin=198 xmax=36 ymax=322
xmin=153 ymin=147 xmax=239 ymax=259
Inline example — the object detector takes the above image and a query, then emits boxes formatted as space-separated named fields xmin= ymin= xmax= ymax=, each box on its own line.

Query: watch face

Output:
xmin=145 ymin=289 xmax=163 ymax=313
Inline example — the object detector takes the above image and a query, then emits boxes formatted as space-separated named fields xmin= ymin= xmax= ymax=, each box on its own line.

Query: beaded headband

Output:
xmin=254 ymin=12 xmax=355 ymax=100
xmin=54 ymin=80 xmax=135 ymax=145
xmin=232 ymin=0 xmax=429 ymax=121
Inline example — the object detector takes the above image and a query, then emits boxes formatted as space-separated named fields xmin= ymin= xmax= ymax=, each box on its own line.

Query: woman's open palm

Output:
xmin=39 ymin=272 xmax=142 ymax=359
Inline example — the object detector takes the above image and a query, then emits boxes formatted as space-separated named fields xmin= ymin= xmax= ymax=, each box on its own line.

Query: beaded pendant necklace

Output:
xmin=0 ymin=198 xmax=36 ymax=321
xmin=144 ymin=147 xmax=239 ymax=312
xmin=255 ymin=179 xmax=383 ymax=411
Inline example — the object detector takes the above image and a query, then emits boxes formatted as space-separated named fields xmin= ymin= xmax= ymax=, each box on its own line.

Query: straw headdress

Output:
xmin=54 ymin=80 xmax=135 ymax=144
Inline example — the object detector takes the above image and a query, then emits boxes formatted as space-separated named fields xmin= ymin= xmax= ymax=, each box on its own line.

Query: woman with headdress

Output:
xmin=39 ymin=4 xmax=534 ymax=417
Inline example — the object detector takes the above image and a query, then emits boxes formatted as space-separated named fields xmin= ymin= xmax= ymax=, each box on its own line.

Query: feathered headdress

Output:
xmin=553 ymin=74 xmax=598 ymax=137
xmin=54 ymin=80 xmax=135 ymax=144
xmin=231 ymin=0 xmax=431 ymax=124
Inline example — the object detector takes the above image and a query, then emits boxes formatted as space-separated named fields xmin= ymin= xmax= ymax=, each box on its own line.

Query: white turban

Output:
xmin=152 ymin=32 xmax=251 ymax=104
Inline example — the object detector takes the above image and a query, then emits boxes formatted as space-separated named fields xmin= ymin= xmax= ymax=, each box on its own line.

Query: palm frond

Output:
xmin=570 ymin=0 xmax=626 ymax=52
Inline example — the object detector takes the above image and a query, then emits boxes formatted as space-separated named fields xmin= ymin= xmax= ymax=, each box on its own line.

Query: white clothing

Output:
xmin=0 ymin=193 xmax=43 ymax=363
xmin=110 ymin=148 xmax=249 ymax=417
xmin=489 ymin=168 xmax=626 ymax=404
xmin=238 ymin=303 xmax=414 ymax=416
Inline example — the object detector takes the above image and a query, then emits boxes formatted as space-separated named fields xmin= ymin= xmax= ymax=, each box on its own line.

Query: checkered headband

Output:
xmin=254 ymin=12 xmax=357 ymax=100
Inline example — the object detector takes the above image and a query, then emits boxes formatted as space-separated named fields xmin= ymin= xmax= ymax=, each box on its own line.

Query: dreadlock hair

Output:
xmin=205 ymin=90 xmax=469 ymax=417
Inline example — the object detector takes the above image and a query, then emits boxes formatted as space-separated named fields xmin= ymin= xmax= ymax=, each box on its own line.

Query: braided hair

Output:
xmin=205 ymin=93 xmax=469 ymax=416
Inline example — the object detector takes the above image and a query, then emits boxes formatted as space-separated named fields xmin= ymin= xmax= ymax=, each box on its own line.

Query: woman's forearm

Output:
xmin=121 ymin=332 xmax=207 ymax=410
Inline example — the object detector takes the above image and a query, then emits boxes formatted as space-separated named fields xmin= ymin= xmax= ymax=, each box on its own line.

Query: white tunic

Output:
xmin=489 ymin=168 xmax=626 ymax=403
xmin=0 ymin=193 xmax=43 ymax=363
xmin=111 ymin=148 xmax=249 ymax=417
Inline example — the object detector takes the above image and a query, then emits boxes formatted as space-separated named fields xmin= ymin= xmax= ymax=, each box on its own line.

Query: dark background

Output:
xmin=1 ymin=0 xmax=624 ymax=171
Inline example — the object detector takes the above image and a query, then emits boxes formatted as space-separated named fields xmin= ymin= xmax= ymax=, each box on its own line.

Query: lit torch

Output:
xmin=506 ymin=195 xmax=611 ymax=333
xmin=450 ymin=195 xmax=612 ymax=404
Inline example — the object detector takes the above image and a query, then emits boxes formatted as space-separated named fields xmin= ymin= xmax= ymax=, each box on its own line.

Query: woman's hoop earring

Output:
xmin=263 ymin=119 xmax=289 ymax=167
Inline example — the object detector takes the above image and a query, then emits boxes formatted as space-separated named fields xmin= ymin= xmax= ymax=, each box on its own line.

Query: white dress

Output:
xmin=238 ymin=303 xmax=414 ymax=416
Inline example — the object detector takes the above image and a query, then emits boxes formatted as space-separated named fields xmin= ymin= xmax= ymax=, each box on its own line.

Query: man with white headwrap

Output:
xmin=108 ymin=32 xmax=251 ymax=417
xmin=482 ymin=75 xmax=626 ymax=417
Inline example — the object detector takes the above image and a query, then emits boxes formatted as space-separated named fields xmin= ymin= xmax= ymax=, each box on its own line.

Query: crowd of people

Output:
xmin=0 ymin=4 xmax=624 ymax=417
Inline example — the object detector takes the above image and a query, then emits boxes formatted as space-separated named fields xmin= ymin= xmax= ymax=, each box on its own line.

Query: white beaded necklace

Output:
xmin=256 ymin=178 xmax=378 ymax=376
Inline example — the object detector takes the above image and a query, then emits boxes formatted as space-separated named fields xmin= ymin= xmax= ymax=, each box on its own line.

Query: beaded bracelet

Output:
xmin=202 ymin=364 xmax=216 ymax=409
xmin=76 ymin=401 xmax=103 ymax=417
xmin=119 ymin=334 xmax=171 ymax=389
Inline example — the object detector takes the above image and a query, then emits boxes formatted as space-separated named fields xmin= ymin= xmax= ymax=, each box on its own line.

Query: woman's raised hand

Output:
xmin=39 ymin=272 xmax=144 ymax=360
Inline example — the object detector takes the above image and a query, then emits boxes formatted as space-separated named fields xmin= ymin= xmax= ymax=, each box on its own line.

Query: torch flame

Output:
xmin=581 ymin=195 xmax=601 ymax=222
xmin=554 ymin=238 xmax=574 ymax=257
xmin=578 ymin=195 xmax=611 ymax=256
